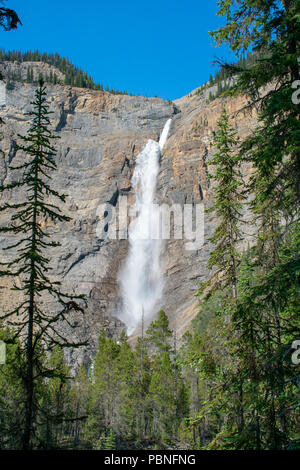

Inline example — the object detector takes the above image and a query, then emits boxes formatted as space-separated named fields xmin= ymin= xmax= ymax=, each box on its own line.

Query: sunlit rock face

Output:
xmin=0 ymin=63 xmax=257 ymax=367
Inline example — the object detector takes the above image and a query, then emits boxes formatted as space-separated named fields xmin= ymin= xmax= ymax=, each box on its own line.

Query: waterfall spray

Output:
xmin=118 ymin=119 xmax=172 ymax=334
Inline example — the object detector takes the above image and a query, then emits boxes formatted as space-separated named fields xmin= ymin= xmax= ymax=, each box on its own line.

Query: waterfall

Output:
xmin=118 ymin=119 xmax=172 ymax=334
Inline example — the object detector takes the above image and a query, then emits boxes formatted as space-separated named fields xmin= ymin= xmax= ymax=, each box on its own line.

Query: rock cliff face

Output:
xmin=0 ymin=64 xmax=257 ymax=366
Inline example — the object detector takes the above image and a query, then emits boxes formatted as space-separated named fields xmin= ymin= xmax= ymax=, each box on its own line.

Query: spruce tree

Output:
xmin=203 ymin=106 xmax=244 ymax=299
xmin=185 ymin=1 xmax=300 ymax=449
xmin=0 ymin=327 xmax=24 ymax=449
xmin=194 ymin=106 xmax=247 ymax=444
xmin=210 ymin=0 xmax=300 ymax=448
xmin=0 ymin=79 xmax=85 ymax=449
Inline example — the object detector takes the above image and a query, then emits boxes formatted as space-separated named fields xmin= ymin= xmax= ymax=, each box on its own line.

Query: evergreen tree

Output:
xmin=211 ymin=0 xmax=300 ymax=210
xmin=132 ymin=337 xmax=151 ymax=440
xmin=39 ymin=346 xmax=72 ymax=449
xmin=0 ymin=49 xmax=116 ymax=93
xmin=91 ymin=329 xmax=120 ymax=433
xmin=146 ymin=310 xmax=172 ymax=353
xmin=71 ymin=365 xmax=91 ymax=448
xmin=0 ymin=327 xmax=25 ymax=449
xmin=207 ymin=0 xmax=300 ymax=449
xmin=115 ymin=331 xmax=139 ymax=438
xmin=0 ymin=79 xmax=85 ymax=449
xmin=5 ymin=79 xmax=12 ymax=90
xmin=103 ymin=428 xmax=116 ymax=450
xmin=26 ymin=67 xmax=31 ymax=84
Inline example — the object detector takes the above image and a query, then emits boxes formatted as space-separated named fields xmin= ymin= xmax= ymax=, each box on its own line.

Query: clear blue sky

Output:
xmin=1 ymin=0 xmax=234 ymax=100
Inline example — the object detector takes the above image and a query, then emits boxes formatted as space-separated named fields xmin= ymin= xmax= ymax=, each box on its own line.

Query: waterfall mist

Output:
xmin=118 ymin=119 xmax=172 ymax=334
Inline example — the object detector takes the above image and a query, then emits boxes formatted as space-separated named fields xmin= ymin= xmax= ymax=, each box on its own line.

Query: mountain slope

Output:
xmin=0 ymin=69 xmax=257 ymax=366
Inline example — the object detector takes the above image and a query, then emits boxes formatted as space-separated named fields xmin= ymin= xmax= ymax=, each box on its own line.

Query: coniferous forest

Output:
xmin=0 ymin=0 xmax=299 ymax=452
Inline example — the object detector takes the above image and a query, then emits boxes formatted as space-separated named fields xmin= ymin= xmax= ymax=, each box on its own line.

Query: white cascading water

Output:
xmin=118 ymin=119 xmax=172 ymax=334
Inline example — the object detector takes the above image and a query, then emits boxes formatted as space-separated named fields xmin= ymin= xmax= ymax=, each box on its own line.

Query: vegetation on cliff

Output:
xmin=0 ymin=49 xmax=129 ymax=95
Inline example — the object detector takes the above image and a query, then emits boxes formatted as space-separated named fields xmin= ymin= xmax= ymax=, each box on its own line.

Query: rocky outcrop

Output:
xmin=0 ymin=66 xmax=257 ymax=367
xmin=0 ymin=60 xmax=65 ymax=83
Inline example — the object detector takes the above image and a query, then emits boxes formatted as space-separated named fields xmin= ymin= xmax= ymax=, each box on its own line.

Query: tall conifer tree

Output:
xmin=0 ymin=79 xmax=85 ymax=449
xmin=203 ymin=106 xmax=244 ymax=299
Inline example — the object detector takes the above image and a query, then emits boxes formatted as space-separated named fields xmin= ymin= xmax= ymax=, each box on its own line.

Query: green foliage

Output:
xmin=103 ymin=428 xmax=117 ymax=450
xmin=196 ymin=49 xmax=267 ymax=102
xmin=182 ymin=0 xmax=300 ymax=451
xmin=0 ymin=328 xmax=25 ymax=449
xmin=212 ymin=0 xmax=300 ymax=207
xmin=37 ymin=347 xmax=73 ymax=449
xmin=146 ymin=310 xmax=172 ymax=353
xmin=0 ymin=0 xmax=299 ymax=452
xmin=0 ymin=2 xmax=21 ymax=31
xmin=5 ymin=79 xmax=12 ymax=90
xmin=200 ymin=106 xmax=244 ymax=299
xmin=68 ymin=313 xmax=189 ymax=449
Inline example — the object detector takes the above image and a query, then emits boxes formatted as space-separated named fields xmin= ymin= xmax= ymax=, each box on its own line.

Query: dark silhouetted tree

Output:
xmin=0 ymin=1 xmax=21 ymax=31
xmin=0 ymin=79 xmax=86 ymax=449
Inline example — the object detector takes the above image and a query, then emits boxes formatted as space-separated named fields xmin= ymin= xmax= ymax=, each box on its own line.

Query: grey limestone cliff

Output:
xmin=0 ymin=65 xmax=257 ymax=366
